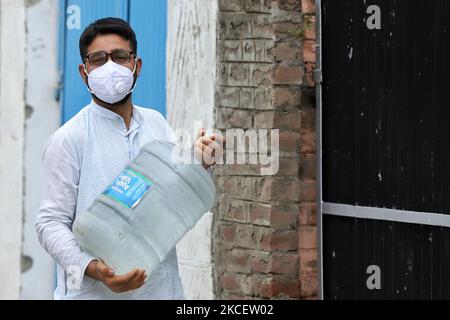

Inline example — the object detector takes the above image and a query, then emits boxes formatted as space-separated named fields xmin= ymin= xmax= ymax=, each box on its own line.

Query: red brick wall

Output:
xmin=298 ymin=0 xmax=318 ymax=299
xmin=213 ymin=0 xmax=317 ymax=299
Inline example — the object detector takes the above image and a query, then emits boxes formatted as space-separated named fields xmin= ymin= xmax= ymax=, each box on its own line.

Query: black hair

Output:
xmin=79 ymin=17 xmax=138 ymax=62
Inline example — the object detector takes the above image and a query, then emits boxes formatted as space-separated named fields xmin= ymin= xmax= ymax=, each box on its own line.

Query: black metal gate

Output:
xmin=318 ymin=0 xmax=450 ymax=299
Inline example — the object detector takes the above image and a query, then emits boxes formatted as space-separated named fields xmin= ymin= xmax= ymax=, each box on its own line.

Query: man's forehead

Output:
xmin=88 ymin=34 xmax=132 ymax=51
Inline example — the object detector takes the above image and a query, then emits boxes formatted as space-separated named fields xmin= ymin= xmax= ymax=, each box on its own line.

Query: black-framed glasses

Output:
xmin=85 ymin=49 xmax=135 ymax=67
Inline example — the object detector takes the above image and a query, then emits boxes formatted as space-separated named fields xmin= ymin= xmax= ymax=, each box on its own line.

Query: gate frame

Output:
xmin=315 ymin=0 xmax=450 ymax=300
xmin=314 ymin=0 xmax=324 ymax=300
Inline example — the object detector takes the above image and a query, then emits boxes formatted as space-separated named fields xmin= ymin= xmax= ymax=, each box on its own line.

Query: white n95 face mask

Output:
xmin=84 ymin=60 xmax=137 ymax=105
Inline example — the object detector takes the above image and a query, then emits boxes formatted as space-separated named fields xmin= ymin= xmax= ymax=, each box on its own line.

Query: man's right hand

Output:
xmin=85 ymin=260 xmax=147 ymax=293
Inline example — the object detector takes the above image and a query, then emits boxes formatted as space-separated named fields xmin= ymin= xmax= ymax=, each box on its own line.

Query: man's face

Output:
xmin=79 ymin=33 xmax=142 ymax=84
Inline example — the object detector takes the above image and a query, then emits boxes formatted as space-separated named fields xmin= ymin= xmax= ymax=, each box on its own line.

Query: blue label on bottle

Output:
xmin=103 ymin=168 xmax=152 ymax=209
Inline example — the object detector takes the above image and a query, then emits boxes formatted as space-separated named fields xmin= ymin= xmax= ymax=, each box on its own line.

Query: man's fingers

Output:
xmin=200 ymin=135 xmax=224 ymax=146
xmin=194 ymin=132 xmax=225 ymax=168
xmin=204 ymin=145 xmax=216 ymax=159
xmin=121 ymin=281 xmax=145 ymax=293
xmin=194 ymin=146 xmax=214 ymax=165
xmin=196 ymin=139 xmax=223 ymax=154
xmin=122 ymin=271 xmax=147 ymax=292
xmin=205 ymin=142 xmax=224 ymax=161
xmin=117 ymin=270 xmax=147 ymax=292
xmin=197 ymin=146 xmax=216 ymax=166
xmin=211 ymin=134 xmax=225 ymax=145
xmin=112 ymin=269 xmax=141 ymax=286
xmin=199 ymin=137 xmax=215 ymax=146
xmin=209 ymin=141 xmax=223 ymax=154
xmin=196 ymin=128 xmax=206 ymax=140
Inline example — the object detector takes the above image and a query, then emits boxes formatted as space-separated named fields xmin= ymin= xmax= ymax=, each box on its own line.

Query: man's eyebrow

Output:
xmin=86 ymin=48 xmax=131 ymax=55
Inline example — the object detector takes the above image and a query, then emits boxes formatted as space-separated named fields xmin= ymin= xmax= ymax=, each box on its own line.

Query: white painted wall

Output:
xmin=167 ymin=0 xmax=218 ymax=300
xmin=20 ymin=0 xmax=59 ymax=300
xmin=0 ymin=0 xmax=26 ymax=300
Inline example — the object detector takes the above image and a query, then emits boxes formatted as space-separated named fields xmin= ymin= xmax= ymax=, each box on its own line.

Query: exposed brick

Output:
xmin=229 ymin=199 xmax=251 ymax=223
xmin=261 ymin=177 xmax=301 ymax=202
xmin=222 ymin=273 xmax=241 ymax=291
xmin=260 ymin=276 xmax=301 ymax=299
xmin=221 ymin=224 xmax=273 ymax=251
xmin=273 ymin=21 xmax=302 ymax=40
xmin=299 ymin=248 xmax=318 ymax=273
xmin=272 ymin=1 xmax=302 ymax=23
xmin=298 ymin=226 xmax=317 ymax=249
xmin=270 ymin=203 xmax=299 ymax=230
xmin=303 ymin=40 xmax=316 ymax=63
xmin=272 ymin=65 xmax=303 ymax=85
xmin=255 ymin=39 xmax=274 ymax=63
xmin=219 ymin=13 xmax=252 ymax=40
xmin=273 ymin=0 xmax=302 ymax=12
xmin=300 ymin=271 xmax=318 ymax=297
xmin=299 ymin=202 xmax=317 ymax=226
xmin=214 ymin=0 xmax=318 ymax=300
xmin=301 ymin=0 xmax=315 ymax=14
xmin=252 ymin=14 xmax=273 ymax=38
xmin=219 ymin=0 xmax=272 ymax=14
xmin=253 ymin=87 xmax=273 ymax=110
xmin=253 ymin=111 xmax=274 ymax=129
xmin=219 ymin=0 xmax=242 ymax=12
xmin=249 ymin=202 xmax=271 ymax=226
xmin=222 ymin=293 xmax=257 ymax=300
xmin=275 ymin=110 xmax=302 ymax=130
xmin=263 ymin=230 xmax=299 ymax=251
xmin=242 ymin=40 xmax=255 ymax=61
xmin=301 ymin=107 xmax=315 ymax=133
xmin=249 ymin=251 xmax=271 ymax=273
xmin=273 ymin=86 xmax=301 ymax=110
xmin=300 ymin=153 xmax=316 ymax=179
xmin=228 ymin=248 xmax=251 ymax=273
xmin=217 ymin=87 xmax=240 ymax=108
xmin=239 ymin=274 xmax=264 ymax=296
xmin=219 ymin=176 xmax=265 ymax=202
xmin=300 ymin=179 xmax=316 ymax=202
xmin=229 ymin=63 xmax=251 ymax=86
xmin=221 ymin=40 xmax=243 ymax=61
xmin=271 ymin=252 xmax=300 ymax=274
xmin=220 ymin=223 xmax=237 ymax=242
xmin=300 ymin=132 xmax=316 ymax=153
xmin=221 ymin=39 xmax=274 ymax=63
xmin=279 ymin=130 xmax=301 ymax=153
xmin=303 ymin=62 xmax=315 ymax=87
xmin=235 ymin=223 xmax=254 ymax=248
xmin=215 ymin=163 xmax=266 ymax=177
xmin=277 ymin=157 xmax=300 ymax=176
xmin=272 ymin=42 xmax=301 ymax=62
xmin=216 ymin=107 xmax=253 ymax=129
xmin=304 ymin=15 xmax=316 ymax=40
xmin=252 ymin=64 xmax=272 ymax=86
xmin=214 ymin=176 xmax=237 ymax=194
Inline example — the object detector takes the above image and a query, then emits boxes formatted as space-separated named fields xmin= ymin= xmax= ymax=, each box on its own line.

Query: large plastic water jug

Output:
xmin=73 ymin=140 xmax=216 ymax=275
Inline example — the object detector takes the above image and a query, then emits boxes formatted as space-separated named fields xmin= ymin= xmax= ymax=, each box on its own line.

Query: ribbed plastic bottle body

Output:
xmin=73 ymin=140 xmax=216 ymax=275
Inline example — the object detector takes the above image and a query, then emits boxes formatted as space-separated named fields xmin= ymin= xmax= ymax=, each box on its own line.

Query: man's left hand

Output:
xmin=194 ymin=129 xmax=225 ymax=170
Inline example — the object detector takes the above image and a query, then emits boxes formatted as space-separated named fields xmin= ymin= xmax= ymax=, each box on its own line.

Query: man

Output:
xmin=36 ymin=17 xmax=222 ymax=300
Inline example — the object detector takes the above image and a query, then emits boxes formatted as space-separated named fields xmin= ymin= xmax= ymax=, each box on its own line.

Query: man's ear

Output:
xmin=136 ymin=58 xmax=143 ymax=77
xmin=78 ymin=64 xmax=88 ymax=84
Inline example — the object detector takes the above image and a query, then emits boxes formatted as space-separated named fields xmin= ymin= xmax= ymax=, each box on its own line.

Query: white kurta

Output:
xmin=36 ymin=100 xmax=185 ymax=300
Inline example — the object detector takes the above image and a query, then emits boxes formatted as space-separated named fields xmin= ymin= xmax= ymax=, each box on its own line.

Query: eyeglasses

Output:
xmin=85 ymin=49 xmax=135 ymax=68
